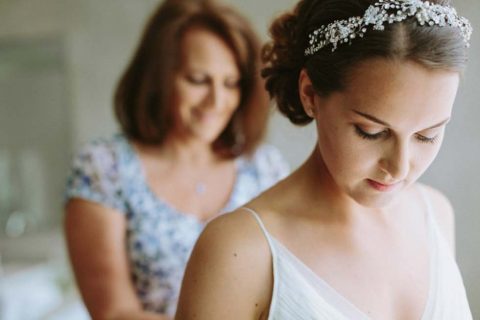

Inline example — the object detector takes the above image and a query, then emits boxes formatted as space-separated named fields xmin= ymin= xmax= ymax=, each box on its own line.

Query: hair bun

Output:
xmin=262 ymin=7 xmax=313 ymax=125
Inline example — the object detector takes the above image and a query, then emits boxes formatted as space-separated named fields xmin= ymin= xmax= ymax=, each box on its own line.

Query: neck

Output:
xmin=135 ymin=136 xmax=221 ymax=168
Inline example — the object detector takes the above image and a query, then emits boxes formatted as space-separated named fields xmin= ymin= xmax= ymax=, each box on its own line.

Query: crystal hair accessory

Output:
xmin=304 ymin=0 xmax=473 ymax=56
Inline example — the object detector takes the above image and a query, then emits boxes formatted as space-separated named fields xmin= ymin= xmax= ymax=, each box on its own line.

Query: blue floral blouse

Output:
xmin=65 ymin=134 xmax=289 ymax=316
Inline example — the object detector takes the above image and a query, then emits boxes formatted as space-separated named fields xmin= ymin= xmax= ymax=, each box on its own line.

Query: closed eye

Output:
xmin=224 ymin=78 xmax=241 ymax=89
xmin=186 ymin=73 xmax=208 ymax=85
xmin=354 ymin=125 xmax=388 ymax=140
xmin=355 ymin=125 xmax=440 ymax=144
xmin=415 ymin=134 xmax=438 ymax=144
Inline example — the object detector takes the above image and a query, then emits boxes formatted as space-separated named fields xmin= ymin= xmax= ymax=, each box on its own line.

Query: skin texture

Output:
xmin=175 ymin=58 xmax=459 ymax=320
xmin=169 ymin=26 xmax=241 ymax=145
xmin=65 ymin=27 xmax=242 ymax=320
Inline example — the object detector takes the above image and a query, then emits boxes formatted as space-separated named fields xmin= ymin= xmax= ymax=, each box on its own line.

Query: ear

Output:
xmin=298 ymin=69 xmax=317 ymax=118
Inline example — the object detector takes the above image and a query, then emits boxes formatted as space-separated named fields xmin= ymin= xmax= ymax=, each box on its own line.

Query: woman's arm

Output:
xmin=175 ymin=211 xmax=273 ymax=320
xmin=64 ymin=199 xmax=169 ymax=320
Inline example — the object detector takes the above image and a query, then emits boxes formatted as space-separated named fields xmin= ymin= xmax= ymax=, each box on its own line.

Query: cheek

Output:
xmin=227 ymin=89 xmax=241 ymax=111
xmin=412 ymin=129 xmax=446 ymax=171
xmin=180 ymin=87 xmax=206 ymax=107
xmin=317 ymin=122 xmax=373 ymax=177
xmin=170 ymin=83 xmax=187 ymax=115
xmin=173 ymin=78 xmax=207 ymax=104
xmin=411 ymin=143 xmax=443 ymax=178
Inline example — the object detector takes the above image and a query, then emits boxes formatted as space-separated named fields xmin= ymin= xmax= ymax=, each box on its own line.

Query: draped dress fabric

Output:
xmin=64 ymin=133 xmax=289 ymax=316
xmin=242 ymin=190 xmax=472 ymax=320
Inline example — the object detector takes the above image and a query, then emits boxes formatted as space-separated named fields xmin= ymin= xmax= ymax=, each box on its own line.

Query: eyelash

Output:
xmin=354 ymin=126 xmax=438 ymax=144
xmin=186 ymin=75 xmax=240 ymax=89
xmin=186 ymin=76 xmax=206 ymax=84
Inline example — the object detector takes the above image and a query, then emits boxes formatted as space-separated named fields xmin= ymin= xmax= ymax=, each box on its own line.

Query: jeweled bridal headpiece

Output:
xmin=304 ymin=0 xmax=473 ymax=56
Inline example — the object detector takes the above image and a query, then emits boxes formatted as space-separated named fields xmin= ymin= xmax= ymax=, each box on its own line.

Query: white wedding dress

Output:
xmin=242 ymin=193 xmax=472 ymax=320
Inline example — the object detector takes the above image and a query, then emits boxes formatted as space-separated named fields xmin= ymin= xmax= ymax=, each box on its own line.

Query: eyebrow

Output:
xmin=353 ymin=110 xmax=450 ymax=130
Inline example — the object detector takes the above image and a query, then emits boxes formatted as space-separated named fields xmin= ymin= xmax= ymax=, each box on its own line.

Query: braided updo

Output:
xmin=262 ymin=0 xmax=469 ymax=126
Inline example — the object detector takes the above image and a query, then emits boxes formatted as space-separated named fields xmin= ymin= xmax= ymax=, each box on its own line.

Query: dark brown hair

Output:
xmin=114 ymin=0 xmax=268 ymax=157
xmin=262 ymin=0 xmax=469 ymax=125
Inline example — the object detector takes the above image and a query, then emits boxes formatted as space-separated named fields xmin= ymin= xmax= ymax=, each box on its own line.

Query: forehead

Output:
xmin=339 ymin=58 xmax=460 ymax=127
xmin=177 ymin=26 xmax=239 ymax=74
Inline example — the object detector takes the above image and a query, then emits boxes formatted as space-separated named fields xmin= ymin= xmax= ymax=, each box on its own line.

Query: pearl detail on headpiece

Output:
xmin=304 ymin=0 xmax=473 ymax=56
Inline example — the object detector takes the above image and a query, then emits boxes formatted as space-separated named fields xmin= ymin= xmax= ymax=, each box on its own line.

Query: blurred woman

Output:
xmin=64 ymin=0 xmax=289 ymax=319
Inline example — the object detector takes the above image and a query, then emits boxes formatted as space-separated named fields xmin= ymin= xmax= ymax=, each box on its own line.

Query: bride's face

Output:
xmin=306 ymin=58 xmax=459 ymax=207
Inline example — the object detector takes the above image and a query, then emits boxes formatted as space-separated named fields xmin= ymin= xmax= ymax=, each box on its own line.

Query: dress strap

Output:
xmin=240 ymin=207 xmax=275 ymax=245
xmin=418 ymin=185 xmax=437 ymax=231
xmin=417 ymin=185 xmax=440 ymax=319
xmin=240 ymin=206 xmax=280 ymax=263
xmin=419 ymin=185 xmax=442 ymax=258
xmin=240 ymin=206 xmax=280 ymax=314
xmin=419 ymin=186 xmax=433 ymax=214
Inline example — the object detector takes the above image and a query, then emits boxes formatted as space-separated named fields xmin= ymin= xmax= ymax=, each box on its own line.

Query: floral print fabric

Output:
xmin=65 ymin=134 xmax=289 ymax=316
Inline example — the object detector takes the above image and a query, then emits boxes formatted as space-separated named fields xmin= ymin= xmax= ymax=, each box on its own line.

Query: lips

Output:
xmin=367 ymin=179 xmax=401 ymax=192
xmin=193 ymin=109 xmax=219 ymax=122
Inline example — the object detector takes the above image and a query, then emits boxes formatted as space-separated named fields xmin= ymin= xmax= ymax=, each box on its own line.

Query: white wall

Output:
xmin=421 ymin=0 xmax=480 ymax=310
xmin=0 ymin=0 xmax=75 ymax=231
xmin=1 ymin=0 xmax=478 ymax=315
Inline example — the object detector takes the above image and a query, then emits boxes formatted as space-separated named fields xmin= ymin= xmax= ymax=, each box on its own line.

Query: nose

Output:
xmin=205 ymin=82 xmax=227 ymax=111
xmin=379 ymin=139 xmax=410 ymax=182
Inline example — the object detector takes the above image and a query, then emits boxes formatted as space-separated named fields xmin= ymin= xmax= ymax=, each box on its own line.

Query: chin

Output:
xmin=188 ymin=125 xmax=224 ymax=143
xmin=350 ymin=179 xmax=413 ymax=208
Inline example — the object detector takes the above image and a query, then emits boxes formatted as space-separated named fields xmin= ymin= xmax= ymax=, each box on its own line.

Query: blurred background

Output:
xmin=0 ymin=0 xmax=478 ymax=318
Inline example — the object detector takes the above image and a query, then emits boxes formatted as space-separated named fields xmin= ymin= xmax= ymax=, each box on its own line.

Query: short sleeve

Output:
xmin=64 ymin=139 xmax=127 ymax=213
xmin=251 ymin=144 xmax=290 ymax=190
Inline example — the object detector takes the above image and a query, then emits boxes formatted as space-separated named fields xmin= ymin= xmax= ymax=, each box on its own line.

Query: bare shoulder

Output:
xmin=194 ymin=209 xmax=271 ymax=266
xmin=417 ymin=183 xmax=455 ymax=252
xmin=175 ymin=209 xmax=273 ymax=319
